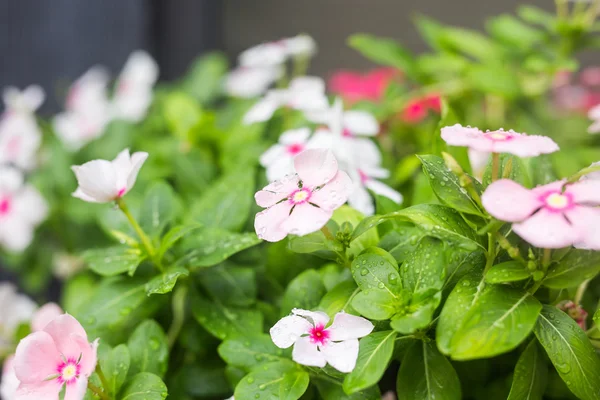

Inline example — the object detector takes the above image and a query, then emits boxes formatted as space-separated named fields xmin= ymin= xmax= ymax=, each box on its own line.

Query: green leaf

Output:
xmin=192 ymin=294 xmax=263 ymax=340
xmin=333 ymin=206 xmax=380 ymax=259
xmin=343 ymin=331 xmax=397 ymax=394
xmin=543 ymin=250 xmax=600 ymax=289
xmin=485 ymin=261 xmax=531 ymax=284
xmin=198 ymin=264 xmax=257 ymax=307
xmin=351 ymin=248 xmax=401 ymax=293
xmin=173 ymin=148 xmax=217 ymax=194
xmin=439 ymin=27 xmax=502 ymax=62
xmin=396 ymin=341 xmax=462 ymax=400
xmin=279 ymin=369 xmax=310 ymax=400
xmin=287 ymin=231 xmax=332 ymax=254
xmin=318 ymin=280 xmax=359 ymax=316
xmin=127 ymin=320 xmax=169 ymax=378
xmin=120 ymin=372 xmax=168 ymax=400
xmin=103 ymin=344 xmax=130 ymax=396
xmin=418 ymin=155 xmax=482 ymax=216
xmin=139 ymin=181 xmax=176 ymax=239
xmin=82 ymin=246 xmax=146 ymax=277
xmin=145 ymin=267 xmax=189 ymax=296
xmin=281 ymin=269 xmax=326 ymax=315
xmin=353 ymin=204 xmax=483 ymax=252
xmin=163 ymin=92 xmax=203 ymax=140
xmin=517 ymin=5 xmax=555 ymax=28
xmin=314 ymin=378 xmax=381 ymax=400
xmin=190 ymin=168 xmax=255 ymax=231
xmin=233 ymin=360 xmax=297 ymax=400
xmin=348 ymin=34 xmax=417 ymax=80
xmin=176 ymin=227 xmax=261 ymax=269
xmin=218 ymin=334 xmax=288 ymax=370
xmin=352 ymin=289 xmax=406 ymax=320
xmin=465 ymin=65 xmax=521 ymax=98
xmin=487 ymin=14 xmax=543 ymax=49
xmin=157 ymin=225 xmax=203 ymax=260
xmin=378 ymin=227 xmax=425 ymax=264
xmin=183 ymin=52 xmax=229 ymax=104
xmin=534 ymin=305 xmax=600 ymax=400
xmin=400 ymin=237 xmax=446 ymax=302
xmin=436 ymin=270 xmax=484 ymax=354
xmin=413 ymin=14 xmax=445 ymax=50
xmin=391 ymin=293 xmax=441 ymax=334
xmin=507 ymin=340 xmax=547 ymax=400
xmin=449 ymin=285 xmax=542 ymax=360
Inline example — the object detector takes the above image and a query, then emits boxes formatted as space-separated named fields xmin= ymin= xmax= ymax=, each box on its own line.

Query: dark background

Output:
xmin=0 ymin=0 xmax=556 ymax=113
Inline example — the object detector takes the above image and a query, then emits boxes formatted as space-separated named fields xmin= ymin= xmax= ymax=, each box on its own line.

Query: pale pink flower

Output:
xmin=581 ymin=67 xmax=600 ymax=87
xmin=254 ymin=149 xmax=352 ymax=242
xmin=584 ymin=161 xmax=600 ymax=180
xmin=2 ymin=86 xmax=45 ymax=115
xmin=111 ymin=51 xmax=159 ymax=122
xmin=0 ymin=166 xmax=48 ymax=252
xmin=0 ymin=114 xmax=42 ymax=171
xmin=441 ymin=124 xmax=559 ymax=157
xmin=270 ymin=309 xmax=373 ymax=373
xmin=71 ymin=148 xmax=148 ymax=203
xmin=0 ymin=283 xmax=36 ymax=357
xmin=1 ymin=355 xmax=18 ymax=400
xmin=13 ymin=314 xmax=98 ymax=400
xmin=482 ymin=179 xmax=600 ymax=249
xmin=468 ymin=149 xmax=490 ymax=181
xmin=348 ymin=166 xmax=403 ymax=216
xmin=31 ymin=303 xmax=63 ymax=333
xmin=225 ymin=66 xmax=282 ymax=98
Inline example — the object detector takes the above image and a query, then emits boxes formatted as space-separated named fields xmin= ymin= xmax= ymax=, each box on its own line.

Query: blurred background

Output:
xmin=0 ymin=0 xmax=568 ymax=113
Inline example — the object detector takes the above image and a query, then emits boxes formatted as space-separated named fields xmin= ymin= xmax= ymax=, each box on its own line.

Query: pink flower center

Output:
xmin=288 ymin=188 xmax=312 ymax=205
xmin=286 ymin=143 xmax=305 ymax=156
xmin=56 ymin=358 xmax=81 ymax=386
xmin=358 ymin=169 xmax=370 ymax=184
xmin=484 ymin=131 xmax=514 ymax=142
xmin=540 ymin=191 xmax=574 ymax=212
xmin=5 ymin=136 xmax=21 ymax=156
xmin=0 ymin=196 xmax=11 ymax=216
xmin=309 ymin=324 xmax=330 ymax=346
xmin=342 ymin=128 xmax=354 ymax=138
xmin=117 ymin=187 xmax=127 ymax=197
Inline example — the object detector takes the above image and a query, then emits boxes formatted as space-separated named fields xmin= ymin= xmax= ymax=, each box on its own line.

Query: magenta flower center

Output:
xmin=342 ymin=128 xmax=354 ymax=138
xmin=0 ymin=196 xmax=11 ymax=216
xmin=5 ymin=136 xmax=21 ymax=155
xmin=358 ymin=169 xmax=370 ymax=184
xmin=289 ymin=188 xmax=312 ymax=205
xmin=56 ymin=358 xmax=81 ymax=386
xmin=286 ymin=143 xmax=305 ymax=156
xmin=540 ymin=191 xmax=574 ymax=212
xmin=485 ymin=131 xmax=514 ymax=142
xmin=117 ymin=187 xmax=127 ymax=197
xmin=309 ymin=324 xmax=330 ymax=345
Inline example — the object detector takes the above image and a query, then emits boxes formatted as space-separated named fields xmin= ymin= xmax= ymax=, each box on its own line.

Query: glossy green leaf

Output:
xmin=163 ymin=92 xmax=203 ymax=140
xmin=419 ymin=155 xmax=482 ymax=216
xmin=183 ymin=52 xmax=229 ymax=104
xmin=120 ymin=372 xmax=168 ymax=400
xmin=400 ymin=237 xmax=446 ymax=302
xmin=198 ymin=264 xmax=257 ymax=307
xmin=127 ymin=320 xmax=169 ymax=378
xmin=507 ymin=340 xmax=547 ymax=400
xmin=352 ymin=289 xmax=406 ymax=320
xmin=233 ymin=360 xmax=297 ymax=400
xmin=351 ymin=247 xmax=401 ymax=293
xmin=396 ymin=341 xmax=461 ymax=400
xmin=103 ymin=344 xmax=130 ymax=396
xmin=378 ymin=227 xmax=425 ymax=264
xmin=145 ymin=267 xmax=189 ymax=296
xmin=343 ymin=331 xmax=397 ymax=394
xmin=157 ymin=224 xmax=203 ymax=260
xmin=139 ymin=181 xmax=176 ymax=239
xmin=82 ymin=246 xmax=146 ymax=277
xmin=534 ymin=305 xmax=600 ymax=400
xmin=485 ymin=261 xmax=531 ymax=284
xmin=318 ymin=280 xmax=360 ymax=316
xmin=333 ymin=206 xmax=380 ymax=259
xmin=281 ymin=269 xmax=326 ymax=315
xmin=218 ymin=334 xmax=288 ymax=370
xmin=487 ymin=14 xmax=543 ymax=48
xmin=439 ymin=27 xmax=502 ymax=62
xmin=391 ymin=293 xmax=441 ymax=334
xmin=543 ymin=250 xmax=600 ymax=289
xmin=190 ymin=168 xmax=255 ymax=231
xmin=449 ymin=285 xmax=542 ymax=360
xmin=279 ymin=369 xmax=310 ymax=400
xmin=192 ymin=294 xmax=263 ymax=340
xmin=314 ymin=378 xmax=381 ymax=400
xmin=348 ymin=34 xmax=417 ymax=79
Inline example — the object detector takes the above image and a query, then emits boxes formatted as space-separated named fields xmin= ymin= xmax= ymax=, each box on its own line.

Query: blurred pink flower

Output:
xmin=441 ymin=125 xmax=559 ymax=157
xmin=1 ymin=355 xmax=18 ymax=400
xmin=482 ymin=179 xmax=600 ymax=249
xmin=401 ymin=94 xmax=440 ymax=124
xmin=270 ymin=309 xmax=373 ymax=373
xmin=580 ymin=67 xmax=600 ymax=87
xmin=254 ymin=149 xmax=352 ymax=242
xmin=13 ymin=314 xmax=98 ymax=400
xmin=557 ymin=300 xmax=588 ymax=330
xmin=329 ymin=68 xmax=398 ymax=103
xmin=31 ymin=303 xmax=63 ymax=333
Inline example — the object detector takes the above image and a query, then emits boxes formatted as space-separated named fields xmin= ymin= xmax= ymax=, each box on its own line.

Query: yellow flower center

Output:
xmin=545 ymin=193 xmax=569 ymax=209
xmin=488 ymin=132 xmax=509 ymax=140
xmin=292 ymin=190 xmax=309 ymax=203
xmin=62 ymin=365 xmax=77 ymax=381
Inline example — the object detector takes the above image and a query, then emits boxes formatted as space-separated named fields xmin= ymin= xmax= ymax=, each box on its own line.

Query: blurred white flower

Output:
xmin=52 ymin=252 xmax=85 ymax=279
xmin=281 ymin=34 xmax=317 ymax=59
xmin=1 ymin=355 xmax=18 ymax=400
xmin=0 ymin=115 xmax=42 ymax=171
xmin=239 ymin=35 xmax=317 ymax=68
xmin=468 ymin=149 xmax=490 ymax=181
xmin=0 ymin=166 xmax=48 ymax=252
xmin=53 ymin=67 xmax=111 ymax=151
xmin=0 ymin=283 xmax=36 ymax=356
xmin=111 ymin=50 xmax=159 ymax=122
xmin=2 ymin=86 xmax=44 ymax=115
xmin=71 ymin=148 xmax=148 ymax=203
xmin=225 ymin=66 xmax=282 ymax=98
xmin=244 ymin=76 xmax=328 ymax=124
xmin=347 ymin=166 xmax=403 ymax=216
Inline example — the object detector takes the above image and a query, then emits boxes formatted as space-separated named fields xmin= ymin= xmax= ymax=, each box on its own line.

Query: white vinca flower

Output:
xmin=3 ymin=85 xmax=45 ymax=115
xmin=0 ymin=283 xmax=36 ymax=357
xmin=225 ymin=66 xmax=282 ymax=98
xmin=111 ymin=50 xmax=159 ymax=122
xmin=270 ymin=309 xmax=373 ymax=373
xmin=281 ymin=34 xmax=317 ymax=59
xmin=71 ymin=148 xmax=148 ymax=203
xmin=347 ymin=166 xmax=403 ymax=216
xmin=0 ymin=166 xmax=48 ymax=252
xmin=244 ymin=76 xmax=329 ymax=124
xmin=239 ymin=35 xmax=317 ymax=68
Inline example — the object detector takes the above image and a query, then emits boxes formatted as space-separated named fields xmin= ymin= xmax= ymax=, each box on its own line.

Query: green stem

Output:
xmin=491 ymin=153 xmax=500 ymax=182
xmin=292 ymin=55 xmax=310 ymax=78
xmin=87 ymin=382 xmax=110 ymax=400
xmin=321 ymin=226 xmax=334 ymax=240
xmin=167 ymin=285 xmax=188 ymax=349
xmin=484 ymin=233 xmax=497 ymax=274
xmin=542 ymin=248 xmax=552 ymax=270
xmin=116 ymin=198 xmax=163 ymax=271
xmin=95 ymin=363 xmax=110 ymax=394
xmin=567 ymin=164 xmax=600 ymax=183
xmin=495 ymin=233 xmax=526 ymax=264
xmin=528 ymin=280 xmax=544 ymax=295
xmin=575 ymin=279 xmax=591 ymax=305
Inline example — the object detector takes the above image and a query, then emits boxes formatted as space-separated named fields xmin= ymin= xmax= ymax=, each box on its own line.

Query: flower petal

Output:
xmin=280 ymin=128 xmax=311 ymax=145
xmin=567 ymin=206 xmax=600 ymax=250
xmin=31 ymin=303 xmax=63 ymax=332
xmin=310 ymin=171 xmax=352 ymax=212
xmin=321 ymin=339 xmax=359 ymax=373
xmin=125 ymin=152 xmax=149 ymax=192
xmin=243 ymin=96 xmax=281 ymax=124
xmin=292 ymin=336 xmax=326 ymax=368
xmin=14 ymin=382 xmax=60 ymax=400
xmin=343 ymin=111 xmax=379 ymax=136
xmin=71 ymin=160 xmax=118 ymax=202
xmin=280 ymin=203 xmax=332 ymax=236
xmin=254 ymin=201 xmax=293 ymax=242
xmin=513 ymin=209 xmax=578 ymax=249
xmin=0 ymin=215 xmax=34 ymax=252
xmin=366 ymin=180 xmax=403 ymax=204
xmin=270 ymin=315 xmax=313 ymax=349
xmin=327 ymin=312 xmax=374 ymax=341
xmin=292 ymin=309 xmax=330 ymax=327
xmin=64 ymin=377 xmax=88 ymax=400
xmin=294 ymin=149 xmax=338 ymax=188
xmin=73 ymin=337 xmax=98 ymax=377
xmin=493 ymin=135 xmax=559 ymax=157
xmin=259 ymin=144 xmax=286 ymax=168
xmin=566 ymin=180 xmax=600 ymax=205
xmin=14 ymin=331 xmax=61 ymax=383
xmin=43 ymin=314 xmax=89 ymax=358
xmin=14 ymin=186 xmax=49 ymax=225
xmin=482 ymin=179 xmax=541 ymax=222
xmin=348 ymin=185 xmax=375 ymax=216
xmin=441 ymin=125 xmax=492 ymax=152
xmin=265 ymin=156 xmax=295 ymax=183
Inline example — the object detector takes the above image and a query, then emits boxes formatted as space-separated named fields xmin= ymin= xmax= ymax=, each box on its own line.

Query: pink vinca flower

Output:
xmin=31 ymin=303 xmax=64 ymax=333
xmin=71 ymin=148 xmax=148 ymax=203
xmin=0 ymin=283 xmax=36 ymax=357
xmin=270 ymin=309 xmax=373 ymax=373
xmin=329 ymin=68 xmax=398 ymax=103
xmin=348 ymin=166 xmax=403 ymax=216
xmin=441 ymin=124 xmax=559 ymax=157
xmin=482 ymin=179 xmax=600 ymax=249
xmin=0 ymin=167 xmax=48 ymax=252
xmin=1 ymin=355 xmax=18 ymax=400
xmin=13 ymin=314 xmax=98 ymax=400
xmin=0 ymin=113 xmax=42 ymax=171
xmin=255 ymin=149 xmax=352 ymax=242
